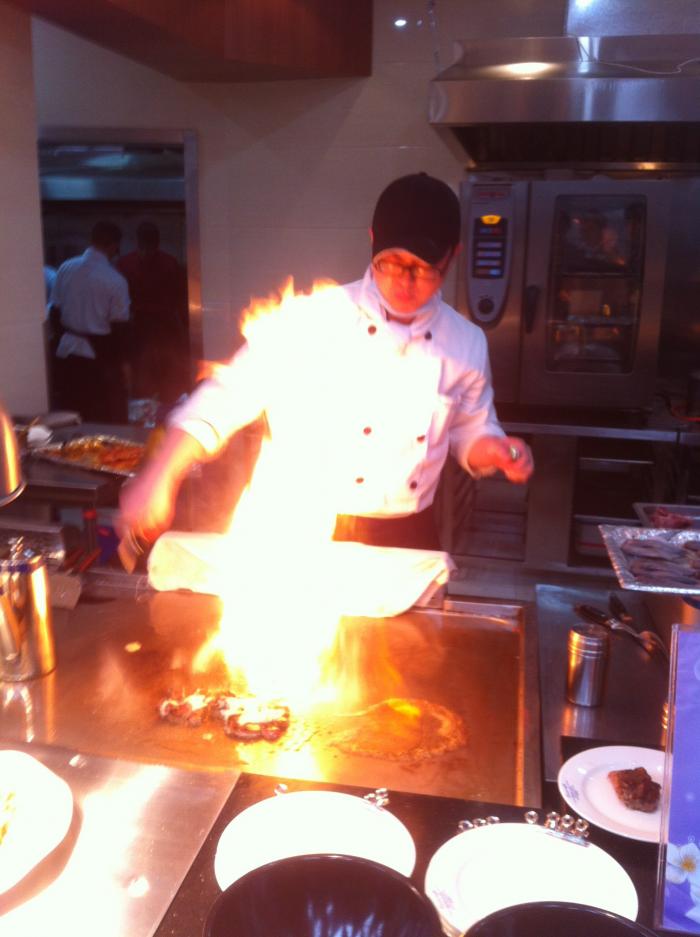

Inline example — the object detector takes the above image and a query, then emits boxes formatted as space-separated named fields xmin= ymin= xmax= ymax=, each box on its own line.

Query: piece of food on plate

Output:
xmin=608 ymin=766 xmax=661 ymax=813
xmin=157 ymin=690 xmax=291 ymax=742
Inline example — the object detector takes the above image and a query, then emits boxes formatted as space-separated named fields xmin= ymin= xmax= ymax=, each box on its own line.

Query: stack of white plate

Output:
xmin=424 ymin=822 xmax=639 ymax=937
xmin=214 ymin=790 xmax=416 ymax=891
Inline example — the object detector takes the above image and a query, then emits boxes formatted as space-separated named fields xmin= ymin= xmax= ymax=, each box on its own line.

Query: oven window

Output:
xmin=546 ymin=195 xmax=645 ymax=373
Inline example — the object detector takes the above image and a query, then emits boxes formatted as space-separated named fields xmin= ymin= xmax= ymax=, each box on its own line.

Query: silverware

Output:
xmin=608 ymin=593 xmax=634 ymax=628
xmin=575 ymin=603 xmax=669 ymax=659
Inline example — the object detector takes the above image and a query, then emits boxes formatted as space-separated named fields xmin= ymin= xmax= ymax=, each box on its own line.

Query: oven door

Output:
xmin=519 ymin=178 xmax=671 ymax=409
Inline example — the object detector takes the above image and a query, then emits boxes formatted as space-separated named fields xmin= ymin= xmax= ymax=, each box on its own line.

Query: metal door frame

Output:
xmin=37 ymin=126 xmax=203 ymax=385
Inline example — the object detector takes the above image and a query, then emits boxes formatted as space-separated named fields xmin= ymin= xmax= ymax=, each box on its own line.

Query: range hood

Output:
xmin=429 ymin=35 xmax=700 ymax=167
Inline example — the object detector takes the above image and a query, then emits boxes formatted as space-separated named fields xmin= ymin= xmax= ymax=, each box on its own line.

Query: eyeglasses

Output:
xmin=373 ymin=257 xmax=445 ymax=282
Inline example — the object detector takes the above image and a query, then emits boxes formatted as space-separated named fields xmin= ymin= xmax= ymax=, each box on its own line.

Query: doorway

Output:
xmin=37 ymin=127 xmax=202 ymax=424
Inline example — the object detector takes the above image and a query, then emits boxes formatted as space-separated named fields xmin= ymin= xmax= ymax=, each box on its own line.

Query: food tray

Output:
xmin=599 ymin=525 xmax=700 ymax=595
xmin=30 ymin=434 xmax=145 ymax=478
xmin=633 ymin=502 xmax=700 ymax=530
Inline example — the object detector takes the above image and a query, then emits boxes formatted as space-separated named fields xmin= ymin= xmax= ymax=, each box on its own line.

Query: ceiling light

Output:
xmin=394 ymin=17 xmax=408 ymax=28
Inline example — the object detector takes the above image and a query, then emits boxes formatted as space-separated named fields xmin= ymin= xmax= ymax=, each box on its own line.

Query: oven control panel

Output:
xmin=464 ymin=185 xmax=515 ymax=328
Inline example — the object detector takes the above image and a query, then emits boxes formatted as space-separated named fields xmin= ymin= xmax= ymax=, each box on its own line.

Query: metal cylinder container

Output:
xmin=566 ymin=623 xmax=610 ymax=707
xmin=0 ymin=538 xmax=55 ymax=681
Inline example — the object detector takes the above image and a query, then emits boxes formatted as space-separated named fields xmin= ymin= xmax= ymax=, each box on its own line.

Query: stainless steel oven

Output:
xmin=456 ymin=177 xmax=673 ymax=409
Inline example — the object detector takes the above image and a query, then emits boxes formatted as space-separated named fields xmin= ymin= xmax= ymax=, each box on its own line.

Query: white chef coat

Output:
xmin=51 ymin=248 xmax=130 ymax=360
xmin=170 ymin=267 xmax=505 ymax=518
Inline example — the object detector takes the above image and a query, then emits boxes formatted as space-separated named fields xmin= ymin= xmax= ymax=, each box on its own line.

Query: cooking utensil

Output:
xmin=609 ymin=593 xmax=635 ymax=629
xmin=575 ymin=604 xmax=668 ymax=660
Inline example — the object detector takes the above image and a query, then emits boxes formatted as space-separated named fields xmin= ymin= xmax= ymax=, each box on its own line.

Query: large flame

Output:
xmin=192 ymin=278 xmax=353 ymax=707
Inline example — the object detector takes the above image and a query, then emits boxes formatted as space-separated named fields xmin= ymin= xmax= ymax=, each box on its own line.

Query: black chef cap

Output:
xmin=371 ymin=172 xmax=461 ymax=265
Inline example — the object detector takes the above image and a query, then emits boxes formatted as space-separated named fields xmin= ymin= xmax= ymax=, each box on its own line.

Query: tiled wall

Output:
xmin=31 ymin=0 xmax=566 ymax=365
xmin=0 ymin=3 xmax=48 ymax=414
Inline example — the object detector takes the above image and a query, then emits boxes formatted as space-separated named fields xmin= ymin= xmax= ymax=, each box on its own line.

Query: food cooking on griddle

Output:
xmin=158 ymin=690 xmax=290 ymax=742
xmin=620 ymin=536 xmax=700 ymax=588
xmin=608 ymin=766 xmax=661 ymax=813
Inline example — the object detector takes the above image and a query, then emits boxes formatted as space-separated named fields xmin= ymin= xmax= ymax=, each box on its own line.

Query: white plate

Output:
xmin=424 ymin=822 xmax=638 ymax=937
xmin=214 ymin=790 xmax=416 ymax=890
xmin=558 ymin=745 xmax=664 ymax=843
xmin=0 ymin=750 xmax=74 ymax=893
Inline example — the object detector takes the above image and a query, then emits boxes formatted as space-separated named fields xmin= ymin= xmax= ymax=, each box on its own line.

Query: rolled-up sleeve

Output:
xmin=168 ymin=343 xmax=265 ymax=455
xmin=448 ymin=331 xmax=505 ymax=476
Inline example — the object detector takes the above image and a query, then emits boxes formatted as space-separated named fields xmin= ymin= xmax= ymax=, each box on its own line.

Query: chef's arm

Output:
xmin=466 ymin=434 xmax=534 ymax=484
xmin=119 ymin=428 xmax=206 ymax=538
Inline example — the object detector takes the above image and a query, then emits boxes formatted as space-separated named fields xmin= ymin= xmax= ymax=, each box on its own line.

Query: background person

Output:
xmin=120 ymin=172 xmax=533 ymax=550
xmin=118 ymin=221 xmax=189 ymax=407
xmin=48 ymin=220 xmax=131 ymax=423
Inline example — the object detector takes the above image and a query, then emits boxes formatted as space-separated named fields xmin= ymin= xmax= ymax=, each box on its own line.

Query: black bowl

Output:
xmin=464 ymin=901 xmax=659 ymax=937
xmin=204 ymin=852 xmax=444 ymax=937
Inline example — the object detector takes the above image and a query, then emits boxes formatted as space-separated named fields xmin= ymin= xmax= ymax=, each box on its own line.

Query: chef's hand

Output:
xmin=467 ymin=434 xmax=534 ymax=484
xmin=118 ymin=467 xmax=177 ymax=543
xmin=118 ymin=428 xmax=206 ymax=541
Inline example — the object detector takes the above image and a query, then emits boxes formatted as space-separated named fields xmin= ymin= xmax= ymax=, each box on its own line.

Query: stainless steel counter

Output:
xmin=0 ymin=739 xmax=235 ymax=937
xmin=536 ymin=583 xmax=669 ymax=783
xmin=0 ymin=590 xmax=541 ymax=806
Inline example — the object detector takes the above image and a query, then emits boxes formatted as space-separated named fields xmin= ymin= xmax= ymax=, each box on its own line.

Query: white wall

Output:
xmin=30 ymin=0 xmax=565 ymax=364
xmin=0 ymin=3 xmax=47 ymax=414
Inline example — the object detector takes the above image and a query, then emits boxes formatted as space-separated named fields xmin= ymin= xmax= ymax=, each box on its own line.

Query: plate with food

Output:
xmin=558 ymin=745 xmax=664 ymax=842
xmin=599 ymin=525 xmax=700 ymax=594
xmin=424 ymin=821 xmax=639 ymax=937
xmin=214 ymin=790 xmax=416 ymax=891
xmin=31 ymin=434 xmax=146 ymax=477
xmin=0 ymin=749 xmax=74 ymax=893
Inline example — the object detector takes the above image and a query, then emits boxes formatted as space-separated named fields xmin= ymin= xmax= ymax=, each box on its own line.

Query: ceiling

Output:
xmin=9 ymin=0 xmax=373 ymax=81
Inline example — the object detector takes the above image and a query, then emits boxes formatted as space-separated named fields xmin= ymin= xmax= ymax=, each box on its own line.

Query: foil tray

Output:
xmin=633 ymin=503 xmax=700 ymax=530
xmin=30 ymin=434 xmax=145 ymax=478
xmin=599 ymin=524 xmax=700 ymax=595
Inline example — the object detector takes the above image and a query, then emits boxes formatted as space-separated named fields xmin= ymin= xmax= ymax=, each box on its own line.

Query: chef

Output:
xmin=119 ymin=172 xmax=533 ymax=550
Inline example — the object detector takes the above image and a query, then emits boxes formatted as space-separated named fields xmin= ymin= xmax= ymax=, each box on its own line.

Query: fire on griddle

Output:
xmin=158 ymin=690 xmax=290 ymax=742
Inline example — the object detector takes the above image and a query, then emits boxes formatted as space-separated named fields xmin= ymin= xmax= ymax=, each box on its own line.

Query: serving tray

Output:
xmin=30 ymin=434 xmax=145 ymax=478
xmin=599 ymin=524 xmax=700 ymax=595
xmin=633 ymin=502 xmax=700 ymax=530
